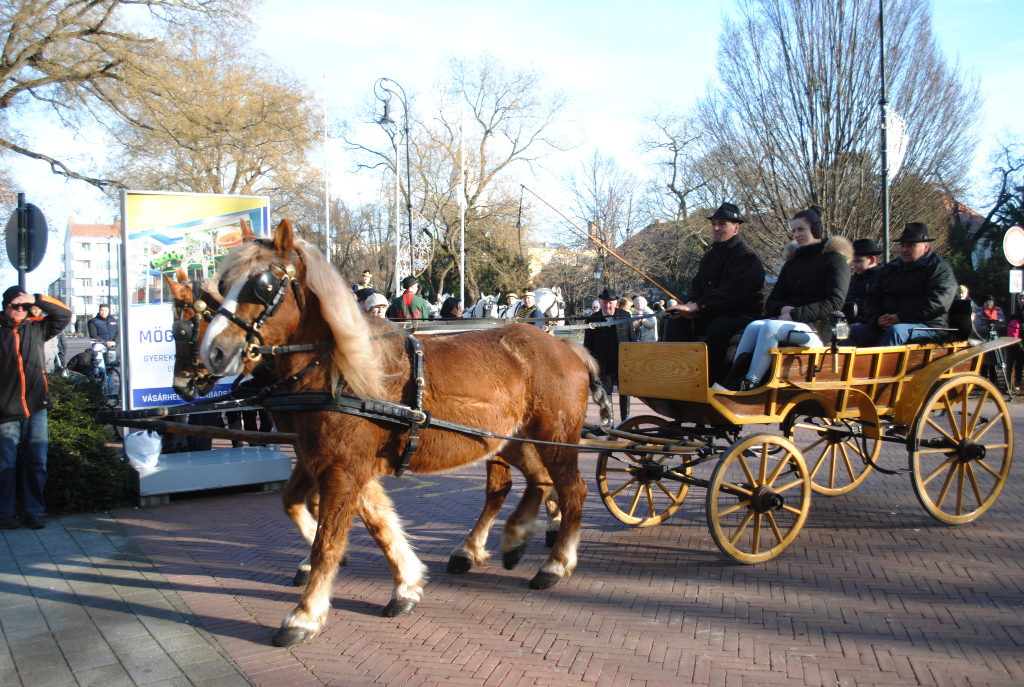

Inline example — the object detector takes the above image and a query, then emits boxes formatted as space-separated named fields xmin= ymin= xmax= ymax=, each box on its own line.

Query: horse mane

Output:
xmin=217 ymin=238 xmax=399 ymax=398
xmin=293 ymin=239 xmax=400 ymax=398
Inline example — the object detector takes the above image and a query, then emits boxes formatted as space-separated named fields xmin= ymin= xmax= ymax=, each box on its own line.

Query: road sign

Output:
xmin=5 ymin=198 xmax=48 ymax=273
xmin=1011 ymin=269 xmax=1023 ymax=294
xmin=1003 ymin=225 xmax=1024 ymax=266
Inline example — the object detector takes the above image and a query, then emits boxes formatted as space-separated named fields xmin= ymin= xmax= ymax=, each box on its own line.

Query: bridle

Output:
xmin=212 ymin=247 xmax=328 ymax=364
xmin=172 ymin=280 xmax=218 ymax=395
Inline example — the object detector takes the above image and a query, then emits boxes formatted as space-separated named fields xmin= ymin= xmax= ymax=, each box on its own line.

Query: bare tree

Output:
xmin=697 ymin=0 xmax=982 ymax=256
xmin=104 ymin=28 xmax=319 ymax=208
xmin=343 ymin=54 xmax=571 ymax=298
xmin=0 ymin=0 xmax=249 ymax=189
xmin=637 ymin=107 xmax=714 ymax=221
xmin=561 ymin=151 xmax=643 ymax=291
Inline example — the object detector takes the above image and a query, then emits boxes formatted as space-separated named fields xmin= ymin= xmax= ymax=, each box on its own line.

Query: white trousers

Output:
xmin=734 ymin=319 xmax=822 ymax=383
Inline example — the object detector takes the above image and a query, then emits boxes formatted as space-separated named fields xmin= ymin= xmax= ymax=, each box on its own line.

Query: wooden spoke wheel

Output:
xmin=596 ymin=415 xmax=691 ymax=526
xmin=910 ymin=375 xmax=1013 ymax=524
xmin=783 ymin=411 xmax=876 ymax=496
xmin=706 ymin=434 xmax=811 ymax=564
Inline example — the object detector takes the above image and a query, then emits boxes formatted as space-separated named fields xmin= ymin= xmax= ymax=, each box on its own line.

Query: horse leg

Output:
xmin=531 ymin=449 xmax=587 ymax=590
xmin=497 ymin=445 xmax=550 ymax=570
xmin=273 ymin=471 xmax=361 ymax=647
xmin=543 ymin=489 xmax=561 ymax=548
xmin=282 ymin=466 xmax=319 ymax=586
xmin=448 ymin=459 xmax=512 ymax=573
xmin=357 ymin=478 xmax=428 ymax=617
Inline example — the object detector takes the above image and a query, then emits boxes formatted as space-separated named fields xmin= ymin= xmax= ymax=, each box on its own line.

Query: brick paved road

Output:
xmin=114 ymin=398 xmax=1024 ymax=686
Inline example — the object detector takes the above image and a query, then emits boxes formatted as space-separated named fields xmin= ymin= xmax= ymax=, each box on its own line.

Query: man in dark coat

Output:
xmin=583 ymin=287 xmax=636 ymax=424
xmin=88 ymin=303 xmax=118 ymax=349
xmin=847 ymin=223 xmax=957 ymax=347
xmin=665 ymin=202 xmax=766 ymax=385
xmin=0 ymin=287 xmax=73 ymax=529
xmin=845 ymin=238 xmax=883 ymax=324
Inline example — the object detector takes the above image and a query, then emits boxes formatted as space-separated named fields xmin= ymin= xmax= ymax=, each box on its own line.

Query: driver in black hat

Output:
xmin=845 ymin=238 xmax=883 ymax=324
xmin=847 ymin=222 xmax=957 ymax=347
xmin=665 ymin=202 xmax=766 ymax=385
xmin=583 ymin=287 xmax=636 ymax=424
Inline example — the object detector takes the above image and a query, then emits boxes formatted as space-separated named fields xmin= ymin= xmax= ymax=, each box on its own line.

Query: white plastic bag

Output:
xmin=124 ymin=430 xmax=162 ymax=470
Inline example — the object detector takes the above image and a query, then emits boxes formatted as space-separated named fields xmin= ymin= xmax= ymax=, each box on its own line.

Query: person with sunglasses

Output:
xmin=0 ymin=287 xmax=73 ymax=529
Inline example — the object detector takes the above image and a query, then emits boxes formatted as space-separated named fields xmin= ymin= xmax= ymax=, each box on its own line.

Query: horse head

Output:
xmin=165 ymin=269 xmax=224 ymax=401
xmin=201 ymin=219 xmax=386 ymax=398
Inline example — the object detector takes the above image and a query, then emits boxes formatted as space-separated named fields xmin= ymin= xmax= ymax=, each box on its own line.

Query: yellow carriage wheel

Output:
xmin=910 ymin=374 xmax=1013 ymax=525
xmin=595 ymin=415 xmax=691 ymax=526
xmin=706 ymin=434 xmax=811 ymax=564
xmin=783 ymin=410 xmax=877 ymax=496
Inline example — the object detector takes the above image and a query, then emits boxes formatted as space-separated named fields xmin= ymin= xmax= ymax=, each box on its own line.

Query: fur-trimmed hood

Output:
xmin=783 ymin=235 xmax=854 ymax=263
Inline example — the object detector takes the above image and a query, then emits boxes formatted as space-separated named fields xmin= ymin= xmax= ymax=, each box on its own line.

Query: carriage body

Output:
xmin=593 ymin=336 xmax=1016 ymax=564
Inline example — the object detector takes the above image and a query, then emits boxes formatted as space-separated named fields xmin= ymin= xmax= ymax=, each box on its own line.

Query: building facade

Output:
xmin=55 ymin=219 xmax=123 ymax=334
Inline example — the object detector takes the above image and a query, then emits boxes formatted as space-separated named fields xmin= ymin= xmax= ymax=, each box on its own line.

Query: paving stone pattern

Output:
xmin=0 ymin=513 xmax=250 ymax=687
xmin=110 ymin=398 xmax=1024 ymax=687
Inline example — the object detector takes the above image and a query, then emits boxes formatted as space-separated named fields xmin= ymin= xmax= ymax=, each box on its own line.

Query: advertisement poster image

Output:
xmin=121 ymin=191 xmax=269 ymax=409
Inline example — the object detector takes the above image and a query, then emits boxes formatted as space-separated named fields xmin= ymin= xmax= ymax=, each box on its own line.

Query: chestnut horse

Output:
xmin=165 ymin=239 xmax=581 ymax=587
xmin=200 ymin=220 xmax=607 ymax=647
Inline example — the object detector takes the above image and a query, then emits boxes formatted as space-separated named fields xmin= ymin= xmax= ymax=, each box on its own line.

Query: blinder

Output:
xmin=172 ymin=280 xmax=217 ymax=395
xmin=215 ymin=259 xmax=301 ymax=362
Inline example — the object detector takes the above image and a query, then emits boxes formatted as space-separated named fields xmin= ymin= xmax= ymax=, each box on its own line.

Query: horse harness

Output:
xmin=172 ymin=280 xmax=218 ymax=394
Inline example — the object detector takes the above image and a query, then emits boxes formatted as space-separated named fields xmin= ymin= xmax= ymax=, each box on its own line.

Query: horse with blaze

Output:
xmin=200 ymin=220 xmax=610 ymax=647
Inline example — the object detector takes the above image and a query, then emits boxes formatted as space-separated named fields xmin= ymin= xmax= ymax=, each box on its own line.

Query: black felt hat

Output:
xmin=597 ymin=287 xmax=620 ymax=302
xmin=401 ymin=276 xmax=419 ymax=290
xmin=706 ymin=202 xmax=746 ymax=224
xmin=852 ymin=238 xmax=883 ymax=256
xmin=894 ymin=223 xmax=934 ymax=243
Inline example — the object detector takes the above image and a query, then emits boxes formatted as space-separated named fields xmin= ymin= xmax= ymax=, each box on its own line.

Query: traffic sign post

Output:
xmin=1010 ymin=269 xmax=1022 ymax=295
xmin=5 ymin=193 xmax=48 ymax=291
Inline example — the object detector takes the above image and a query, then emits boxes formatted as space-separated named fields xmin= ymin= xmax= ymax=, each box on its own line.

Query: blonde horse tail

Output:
xmin=563 ymin=340 xmax=614 ymax=427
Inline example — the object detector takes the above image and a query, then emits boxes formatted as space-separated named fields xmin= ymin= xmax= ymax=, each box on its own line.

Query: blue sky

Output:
xmin=4 ymin=0 xmax=1023 ymax=291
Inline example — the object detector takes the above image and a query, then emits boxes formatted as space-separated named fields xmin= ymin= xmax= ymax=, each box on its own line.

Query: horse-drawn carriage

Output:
xmin=586 ymin=302 xmax=1015 ymax=563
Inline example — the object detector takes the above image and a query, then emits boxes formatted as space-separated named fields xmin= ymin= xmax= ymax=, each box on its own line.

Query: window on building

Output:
xmin=80 ymin=260 xmax=91 ymax=270
xmin=81 ymin=243 xmax=91 ymax=251
xmin=82 ymin=296 xmax=93 ymax=306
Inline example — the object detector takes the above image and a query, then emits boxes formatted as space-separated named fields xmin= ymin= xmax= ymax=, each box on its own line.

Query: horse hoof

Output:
xmin=272 ymin=626 xmax=312 ymax=647
xmin=545 ymin=531 xmax=558 ymax=548
xmin=292 ymin=568 xmax=310 ymax=587
xmin=503 ymin=543 xmax=529 ymax=570
xmin=447 ymin=554 xmax=473 ymax=574
xmin=382 ymin=598 xmax=418 ymax=617
xmin=529 ymin=571 xmax=561 ymax=590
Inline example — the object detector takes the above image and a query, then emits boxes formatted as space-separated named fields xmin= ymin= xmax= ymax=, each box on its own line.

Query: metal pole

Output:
xmin=394 ymin=131 xmax=401 ymax=294
xmin=16 ymin=192 xmax=26 ymax=291
xmin=404 ymin=106 xmax=414 ymax=277
xmin=460 ymin=98 xmax=466 ymax=306
xmin=324 ymin=75 xmax=331 ymax=261
xmin=879 ymin=0 xmax=890 ymax=263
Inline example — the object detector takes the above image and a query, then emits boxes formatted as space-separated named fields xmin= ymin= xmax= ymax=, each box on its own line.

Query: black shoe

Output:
xmin=0 ymin=516 xmax=19 ymax=529
xmin=724 ymin=352 xmax=754 ymax=391
xmin=23 ymin=515 xmax=45 ymax=530
xmin=738 ymin=378 xmax=758 ymax=392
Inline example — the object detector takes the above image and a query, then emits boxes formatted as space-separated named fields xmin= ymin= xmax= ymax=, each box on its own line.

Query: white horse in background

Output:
xmin=465 ymin=294 xmax=501 ymax=318
xmin=501 ymin=287 xmax=566 ymax=325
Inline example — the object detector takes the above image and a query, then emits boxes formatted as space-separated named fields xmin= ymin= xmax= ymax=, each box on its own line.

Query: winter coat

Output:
xmin=635 ymin=306 xmax=658 ymax=342
xmin=845 ymin=266 xmax=880 ymax=322
xmin=974 ymin=306 xmax=1006 ymax=338
xmin=691 ymin=235 xmax=766 ymax=321
xmin=387 ymin=290 xmax=430 ymax=321
xmin=862 ymin=249 xmax=957 ymax=330
xmin=0 ymin=295 xmax=73 ymax=424
xmin=583 ymin=308 xmax=637 ymax=377
xmin=766 ymin=237 xmax=853 ymax=325
xmin=88 ymin=313 xmax=118 ymax=343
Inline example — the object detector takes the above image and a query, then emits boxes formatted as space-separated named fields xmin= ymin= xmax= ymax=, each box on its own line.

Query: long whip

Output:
xmin=520 ymin=184 xmax=683 ymax=302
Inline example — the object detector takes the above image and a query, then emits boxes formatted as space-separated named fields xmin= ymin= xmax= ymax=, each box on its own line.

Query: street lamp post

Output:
xmin=375 ymin=78 xmax=414 ymax=278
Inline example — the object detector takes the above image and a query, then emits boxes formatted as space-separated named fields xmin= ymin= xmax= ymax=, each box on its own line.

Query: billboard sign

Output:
xmin=120 ymin=191 xmax=269 ymax=409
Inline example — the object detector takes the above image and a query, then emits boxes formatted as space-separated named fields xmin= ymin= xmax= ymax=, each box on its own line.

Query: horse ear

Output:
xmin=240 ymin=218 xmax=257 ymax=242
xmin=175 ymin=267 xmax=189 ymax=284
xmin=164 ymin=273 xmax=189 ymax=301
xmin=274 ymin=219 xmax=294 ymax=254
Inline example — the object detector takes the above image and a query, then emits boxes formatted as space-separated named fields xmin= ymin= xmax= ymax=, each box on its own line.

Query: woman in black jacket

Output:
xmin=727 ymin=207 xmax=853 ymax=390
